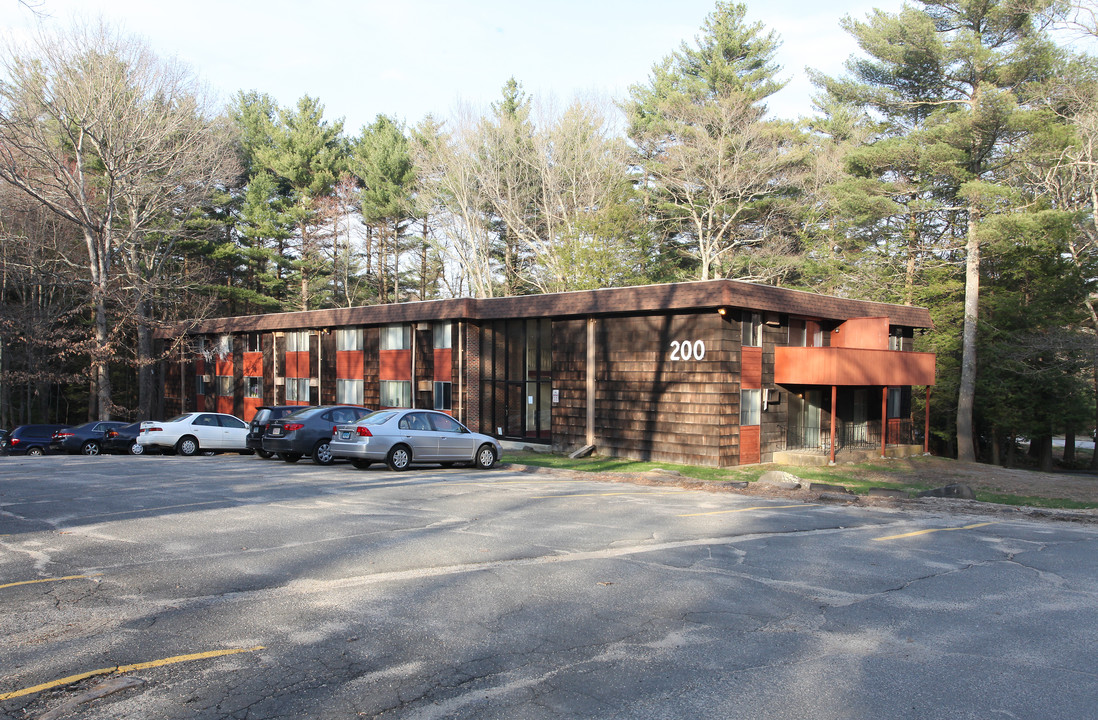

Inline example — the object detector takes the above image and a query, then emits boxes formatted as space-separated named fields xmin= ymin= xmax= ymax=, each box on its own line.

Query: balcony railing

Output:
xmin=783 ymin=418 xmax=916 ymax=452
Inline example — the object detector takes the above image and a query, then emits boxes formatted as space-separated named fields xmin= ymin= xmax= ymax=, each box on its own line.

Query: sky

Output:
xmin=6 ymin=0 xmax=905 ymax=131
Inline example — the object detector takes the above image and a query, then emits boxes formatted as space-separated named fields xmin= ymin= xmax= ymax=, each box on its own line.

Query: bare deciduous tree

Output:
xmin=0 ymin=20 xmax=236 ymax=419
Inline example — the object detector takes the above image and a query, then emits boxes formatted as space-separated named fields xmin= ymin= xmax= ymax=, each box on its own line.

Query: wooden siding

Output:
xmin=551 ymin=319 xmax=587 ymax=452
xmin=591 ymin=313 xmax=737 ymax=467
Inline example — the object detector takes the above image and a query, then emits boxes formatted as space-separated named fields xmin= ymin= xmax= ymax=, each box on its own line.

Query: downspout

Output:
xmin=881 ymin=386 xmax=888 ymax=458
xmin=829 ymin=385 xmax=837 ymax=465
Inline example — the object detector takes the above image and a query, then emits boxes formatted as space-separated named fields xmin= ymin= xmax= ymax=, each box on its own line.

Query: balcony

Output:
xmin=775 ymin=347 xmax=936 ymax=387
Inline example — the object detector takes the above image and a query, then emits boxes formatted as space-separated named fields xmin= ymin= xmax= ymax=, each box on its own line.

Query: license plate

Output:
xmin=341 ymin=431 xmax=350 ymax=440
xmin=270 ymin=427 xmax=281 ymax=436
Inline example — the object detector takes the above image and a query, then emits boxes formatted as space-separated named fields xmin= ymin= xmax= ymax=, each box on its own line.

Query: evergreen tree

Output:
xmin=813 ymin=0 xmax=1066 ymax=461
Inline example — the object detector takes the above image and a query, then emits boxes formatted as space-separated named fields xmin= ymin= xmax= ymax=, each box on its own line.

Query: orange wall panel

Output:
xmin=242 ymin=352 xmax=262 ymax=377
xmin=379 ymin=349 xmax=411 ymax=380
xmin=243 ymin=397 xmax=262 ymax=422
xmin=741 ymin=347 xmax=762 ymax=389
xmin=336 ymin=350 xmax=364 ymax=379
xmin=740 ymin=425 xmax=761 ymax=464
xmin=216 ymin=358 xmax=233 ymax=376
xmin=775 ymin=347 xmax=936 ymax=386
xmin=217 ymin=396 xmax=233 ymax=414
xmin=832 ymin=317 xmax=889 ymax=350
xmin=285 ymin=351 xmax=309 ymax=378
xmin=434 ymin=348 xmax=452 ymax=381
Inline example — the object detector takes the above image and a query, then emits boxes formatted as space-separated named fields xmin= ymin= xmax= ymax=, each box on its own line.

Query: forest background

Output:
xmin=2 ymin=0 xmax=1097 ymax=469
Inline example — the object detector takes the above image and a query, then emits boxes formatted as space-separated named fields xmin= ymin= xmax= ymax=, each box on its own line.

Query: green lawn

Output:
xmin=501 ymin=450 xmax=1098 ymax=510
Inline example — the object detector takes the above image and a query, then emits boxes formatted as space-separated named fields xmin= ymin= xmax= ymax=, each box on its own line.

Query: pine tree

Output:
xmin=813 ymin=0 xmax=1066 ymax=461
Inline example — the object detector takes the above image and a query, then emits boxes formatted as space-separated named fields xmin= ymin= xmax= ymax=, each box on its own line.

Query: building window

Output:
xmin=196 ymin=337 xmax=206 ymax=356
xmin=380 ymin=380 xmax=411 ymax=408
xmin=381 ymin=324 xmax=410 ymax=350
xmin=788 ymin=318 xmax=807 ymax=347
xmin=742 ymin=313 xmax=762 ymax=347
xmin=217 ymin=334 xmax=232 ymax=359
xmin=245 ymin=377 xmax=262 ymax=399
xmin=286 ymin=331 xmax=311 ymax=353
xmin=285 ymin=377 xmax=310 ymax=402
xmin=245 ymin=333 xmax=262 ymax=353
xmin=888 ymin=388 xmax=903 ymax=418
xmin=889 ymin=328 xmax=905 ymax=351
xmin=337 ymin=378 xmax=364 ymax=405
xmin=337 ymin=328 xmax=363 ymax=352
xmin=196 ymin=374 xmax=209 ymax=396
xmin=434 ymin=322 xmax=452 ymax=349
xmin=434 ymin=381 xmax=452 ymax=411
xmin=740 ymin=389 xmax=761 ymax=425
xmin=217 ymin=375 xmax=232 ymax=396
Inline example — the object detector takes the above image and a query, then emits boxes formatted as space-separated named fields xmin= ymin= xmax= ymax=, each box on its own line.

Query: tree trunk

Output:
xmin=136 ymin=297 xmax=155 ymax=421
xmin=956 ymin=207 xmax=980 ymax=462
xmin=1064 ymin=428 xmax=1075 ymax=465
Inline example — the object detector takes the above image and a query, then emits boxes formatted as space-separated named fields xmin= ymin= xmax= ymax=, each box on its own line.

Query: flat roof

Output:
xmin=159 ymin=279 xmax=934 ymax=337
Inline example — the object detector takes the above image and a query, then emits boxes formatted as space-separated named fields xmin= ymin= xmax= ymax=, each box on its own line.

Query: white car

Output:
xmin=138 ymin=412 xmax=250 ymax=456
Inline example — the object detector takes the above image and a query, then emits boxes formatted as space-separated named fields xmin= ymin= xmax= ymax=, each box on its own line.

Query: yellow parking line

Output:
xmin=678 ymin=504 xmax=819 ymax=517
xmin=0 ymin=574 xmax=100 ymax=591
xmin=874 ymin=522 xmax=997 ymax=541
xmin=0 ymin=646 xmax=265 ymax=701
xmin=532 ymin=491 xmax=683 ymax=499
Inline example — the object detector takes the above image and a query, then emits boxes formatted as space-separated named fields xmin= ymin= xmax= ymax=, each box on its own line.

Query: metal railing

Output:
xmin=783 ymin=419 xmax=916 ymax=452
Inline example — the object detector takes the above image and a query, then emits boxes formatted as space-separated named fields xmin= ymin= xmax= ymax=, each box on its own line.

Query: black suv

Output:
xmin=248 ymin=406 xmax=309 ymax=458
xmin=263 ymin=405 xmax=371 ymax=465
xmin=4 ymin=424 xmax=73 ymax=456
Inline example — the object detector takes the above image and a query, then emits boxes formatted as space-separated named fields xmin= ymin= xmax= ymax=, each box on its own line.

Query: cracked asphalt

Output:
xmin=2 ymin=454 xmax=1097 ymax=719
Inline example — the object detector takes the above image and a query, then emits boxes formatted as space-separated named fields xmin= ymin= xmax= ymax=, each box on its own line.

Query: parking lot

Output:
xmin=2 ymin=454 xmax=1098 ymax=719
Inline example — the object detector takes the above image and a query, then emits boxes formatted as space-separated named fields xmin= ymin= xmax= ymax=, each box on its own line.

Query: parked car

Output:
xmin=3 ymin=424 xmax=73 ymax=456
xmin=330 ymin=409 xmax=501 ymax=471
xmin=138 ymin=413 xmax=250 ymax=456
xmin=102 ymin=422 xmax=151 ymax=455
xmin=247 ymin=406 xmax=309 ymax=458
xmin=50 ymin=421 xmax=129 ymax=455
xmin=263 ymin=405 xmax=372 ymax=465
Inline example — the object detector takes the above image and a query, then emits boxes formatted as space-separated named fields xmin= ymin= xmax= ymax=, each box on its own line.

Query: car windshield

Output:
xmin=359 ymin=411 xmax=398 ymax=426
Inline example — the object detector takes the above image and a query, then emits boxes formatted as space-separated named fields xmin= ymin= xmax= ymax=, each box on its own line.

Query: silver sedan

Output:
xmin=330 ymin=409 xmax=502 ymax=471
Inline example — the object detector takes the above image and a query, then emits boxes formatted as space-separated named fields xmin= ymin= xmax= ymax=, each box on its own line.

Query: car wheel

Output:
xmin=129 ymin=442 xmax=144 ymax=455
xmin=81 ymin=441 xmax=100 ymax=456
xmin=176 ymin=436 xmax=199 ymax=457
xmin=350 ymin=459 xmax=372 ymax=470
xmin=256 ymin=449 xmax=273 ymax=459
xmin=475 ymin=444 xmax=497 ymax=470
xmin=26 ymin=446 xmax=44 ymax=457
xmin=312 ymin=441 xmax=334 ymax=466
xmin=279 ymin=452 xmax=302 ymax=463
xmin=386 ymin=444 xmax=411 ymax=471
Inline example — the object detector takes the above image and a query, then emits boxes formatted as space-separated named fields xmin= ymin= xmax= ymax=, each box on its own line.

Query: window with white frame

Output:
xmin=217 ymin=375 xmax=232 ymax=396
xmin=217 ymin=335 xmax=232 ymax=359
xmin=285 ymin=331 xmax=311 ymax=353
xmin=196 ymin=374 xmax=209 ymax=395
xmin=740 ymin=389 xmax=761 ymax=425
xmin=336 ymin=328 xmax=363 ymax=352
xmin=285 ymin=377 xmax=310 ymax=402
xmin=245 ymin=377 xmax=262 ymax=398
xmin=742 ymin=313 xmax=762 ymax=347
xmin=245 ymin=332 xmax=262 ymax=353
xmin=434 ymin=381 xmax=452 ymax=411
xmin=434 ymin=322 xmax=452 ymax=349
xmin=336 ymin=378 xmax=364 ymax=405
xmin=380 ymin=324 xmax=410 ymax=350
xmin=380 ymin=380 xmax=411 ymax=408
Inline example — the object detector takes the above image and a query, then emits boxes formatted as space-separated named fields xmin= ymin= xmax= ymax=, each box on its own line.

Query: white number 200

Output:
xmin=670 ymin=339 xmax=706 ymax=361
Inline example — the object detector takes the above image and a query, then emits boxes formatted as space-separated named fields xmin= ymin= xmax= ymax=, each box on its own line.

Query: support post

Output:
xmin=881 ymin=386 xmax=888 ymax=458
xmin=829 ymin=384 xmax=837 ymax=465
xmin=586 ymin=318 xmax=596 ymax=447
xmin=924 ymin=386 xmax=931 ymax=454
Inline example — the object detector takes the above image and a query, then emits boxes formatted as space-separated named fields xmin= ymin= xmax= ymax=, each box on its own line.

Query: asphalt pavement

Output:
xmin=2 ymin=454 xmax=1097 ymax=719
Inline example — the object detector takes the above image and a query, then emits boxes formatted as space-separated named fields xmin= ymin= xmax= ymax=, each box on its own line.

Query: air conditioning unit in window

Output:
xmin=274 ymin=377 xmax=285 ymax=386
